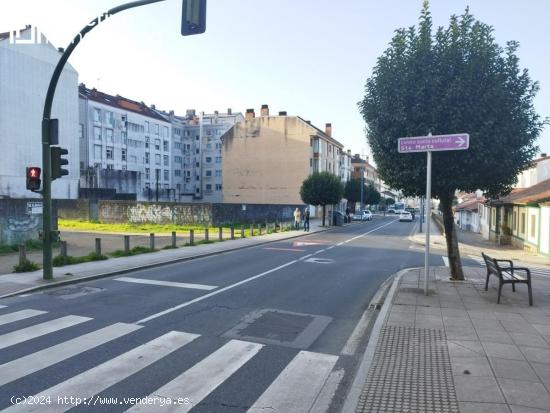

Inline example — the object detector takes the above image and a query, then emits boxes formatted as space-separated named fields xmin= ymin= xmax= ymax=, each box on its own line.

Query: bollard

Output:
xmin=95 ymin=238 xmax=102 ymax=256
xmin=258 ymin=224 xmax=262 ymax=235
xmin=149 ymin=233 xmax=155 ymax=250
xmin=18 ymin=244 xmax=26 ymax=266
xmin=219 ymin=227 xmax=223 ymax=241
xmin=274 ymin=222 xmax=278 ymax=233
xmin=189 ymin=229 xmax=194 ymax=246
xmin=172 ymin=231 xmax=177 ymax=248
xmin=250 ymin=225 xmax=254 ymax=236
xmin=124 ymin=235 xmax=130 ymax=253
xmin=205 ymin=228 xmax=209 ymax=242
xmin=230 ymin=226 xmax=235 ymax=240
xmin=60 ymin=241 xmax=67 ymax=257
xmin=241 ymin=225 xmax=245 ymax=238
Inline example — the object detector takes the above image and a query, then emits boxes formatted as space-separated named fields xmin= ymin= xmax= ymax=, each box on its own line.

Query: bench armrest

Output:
xmin=495 ymin=259 xmax=514 ymax=268
xmin=502 ymin=266 xmax=531 ymax=281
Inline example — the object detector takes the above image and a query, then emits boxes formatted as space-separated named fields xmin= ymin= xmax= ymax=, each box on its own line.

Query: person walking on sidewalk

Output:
xmin=293 ymin=208 xmax=302 ymax=230
xmin=303 ymin=208 xmax=310 ymax=232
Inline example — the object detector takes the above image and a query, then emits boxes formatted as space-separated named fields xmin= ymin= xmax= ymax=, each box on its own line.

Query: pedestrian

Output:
xmin=345 ymin=207 xmax=351 ymax=223
xmin=293 ymin=207 xmax=302 ymax=230
xmin=303 ymin=208 xmax=310 ymax=232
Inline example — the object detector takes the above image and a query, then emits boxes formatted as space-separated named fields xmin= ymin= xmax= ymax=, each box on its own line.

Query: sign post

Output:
xmin=398 ymin=133 xmax=469 ymax=295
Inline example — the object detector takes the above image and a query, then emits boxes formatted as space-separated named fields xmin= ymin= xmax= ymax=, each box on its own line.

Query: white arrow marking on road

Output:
xmin=304 ymin=258 xmax=334 ymax=265
xmin=456 ymin=137 xmax=466 ymax=147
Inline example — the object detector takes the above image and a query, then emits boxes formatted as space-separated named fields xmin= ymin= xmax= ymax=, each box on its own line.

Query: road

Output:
xmin=0 ymin=217 xmax=449 ymax=412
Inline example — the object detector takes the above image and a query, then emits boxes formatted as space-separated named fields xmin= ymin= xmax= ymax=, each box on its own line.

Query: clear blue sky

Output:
xmin=3 ymin=0 xmax=549 ymax=158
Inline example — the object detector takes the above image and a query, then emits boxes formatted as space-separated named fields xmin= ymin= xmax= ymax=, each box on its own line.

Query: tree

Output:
xmin=344 ymin=178 xmax=365 ymax=210
xmin=386 ymin=198 xmax=395 ymax=206
xmin=359 ymin=1 xmax=546 ymax=280
xmin=300 ymin=172 xmax=344 ymax=226
xmin=365 ymin=184 xmax=381 ymax=206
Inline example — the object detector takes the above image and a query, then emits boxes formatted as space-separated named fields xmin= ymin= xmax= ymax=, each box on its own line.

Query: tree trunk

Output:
xmin=322 ymin=205 xmax=326 ymax=226
xmin=440 ymin=192 xmax=464 ymax=280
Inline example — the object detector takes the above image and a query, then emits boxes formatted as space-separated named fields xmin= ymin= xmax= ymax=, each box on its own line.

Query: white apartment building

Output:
xmin=339 ymin=149 xmax=352 ymax=183
xmin=79 ymin=85 xmax=173 ymax=201
xmin=0 ymin=26 xmax=79 ymax=199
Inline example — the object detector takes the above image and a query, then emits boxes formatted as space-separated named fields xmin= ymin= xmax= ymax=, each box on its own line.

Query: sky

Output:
xmin=2 ymin=0 xmax=549 ymax=160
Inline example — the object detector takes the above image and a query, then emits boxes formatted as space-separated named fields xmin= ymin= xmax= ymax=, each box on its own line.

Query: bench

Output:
xmin=481 ymin=252 xmax=533 ymax=306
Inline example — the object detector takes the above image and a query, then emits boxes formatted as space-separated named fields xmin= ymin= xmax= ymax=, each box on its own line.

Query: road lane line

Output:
xmin=0 ymin=322 xmax=141 ymax=387
xmin=0 ymin=315 xmax=92 ymax=350
xmin=263 ymin=247 xmax=306 ymax=252
xmin=0 ymin=309 xmax=47 ymax=326
xmin=442 ymin=256 xmax=449 ymax=267
xmin=128 ymin=340 xmax=263 ymax=413
xmin=115 ymin=277 xmax=217 ymax=291
xmin=298 ymin=254 xmax=313 ymax=261
xmin=0 ymin=305 xmax=6 ymax=309
xmin=248 ymin=351 xmax=338 ymax=412
xmin=326 ymin=246 xmax=335 ymax=250
xmin=3 ymin=331 xmax=199 ymax=413
xmin=336 ymin=242 xmax=344 ymax=246
xmin=136 ymin=260 xmax=298 ymax=324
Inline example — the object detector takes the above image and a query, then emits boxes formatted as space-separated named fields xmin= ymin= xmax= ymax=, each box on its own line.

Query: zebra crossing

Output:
xmin=467 ymin=254 xmax=550 ymax=278
xmin=0 ymin=306 xmax=340 ymax=412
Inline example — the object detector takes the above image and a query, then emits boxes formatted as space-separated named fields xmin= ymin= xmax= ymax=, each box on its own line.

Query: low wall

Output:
xmin=0 ymin=199 xmax=43 ymax=245
xmin=212 ymin=203 xmax=304 ymax=225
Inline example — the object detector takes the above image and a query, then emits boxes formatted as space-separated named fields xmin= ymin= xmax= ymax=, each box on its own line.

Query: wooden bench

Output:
xmin=481 ymin=252 xmax=533 ymax=306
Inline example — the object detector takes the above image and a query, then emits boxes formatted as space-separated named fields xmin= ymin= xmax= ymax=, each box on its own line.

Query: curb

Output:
xmin=341 ymin=267 xmax=416 ymax=413
xmin=0 ymin=224 xmax=350 ymax=299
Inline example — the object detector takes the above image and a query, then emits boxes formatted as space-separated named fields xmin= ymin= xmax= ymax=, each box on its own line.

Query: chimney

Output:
xmin=227 ymin=108 xmax=232 ymax=115
xmin=541 ymin=153 xmax=547 ymax=158
xmin=91 ymin=88 xmax=97 ymax=97
xmin=261 ymin=104 xmax=269 ymax=116
xmin=305 ymin=120 xmax=311 ymax=124
xmin=151 ymin=104 xmax=156 ymax=110
xmin=245 ymin=108 xmax=255 ymax=120
xmin=58 ymin=47 xmax=64 ymax=53
xmin=278 ymin=111 xmax=287 ymax=116
xmin=325 ymin=123 xmax=332 ymax=137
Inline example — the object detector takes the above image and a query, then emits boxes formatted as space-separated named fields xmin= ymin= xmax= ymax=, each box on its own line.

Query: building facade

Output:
xmin=221 ymin=106 xmax=344 ymax=205
xmin=350 ymin=154 xmax=381 ymax=191
xmin=0 ymin=27 xmax=79 ymax=199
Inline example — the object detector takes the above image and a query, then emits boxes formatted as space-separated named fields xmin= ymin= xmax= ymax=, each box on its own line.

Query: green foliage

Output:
xmin=52 ymin=252 xmax=108 ymax=267
xmin=13 ymin=259 xmax=40 ymax=273
xmin=0 ymin=239 xmax=57 ymax=254
xmin=386 ymin=198 xmax=395 ymax=206
xmin=344 ymin=178 xmax=365 ymax=204
xmin=109 ymin=246 xmax=157 ymax=257
xmin=364 ymin=184 xmax=381 ymax=205
xmin=300 ymin=172 xmax=344 ymax=206
xmin=359 ymin=3 xmax=546 ymax=201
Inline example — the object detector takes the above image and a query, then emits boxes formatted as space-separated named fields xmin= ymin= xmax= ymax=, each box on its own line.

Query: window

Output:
xmin=155 ymin=124 xmax=159 ymax=135
xmin=195 ymin=162 xmax=200 ymax=167
xmin=129 ymin=155 xmax=137 ymax=163
xmin=164 ymin=170 xmax=169 ymax=181
xmin=105 ymin=111 xmax=114 ymax=126
xmin=196 ymin=148 xmax=200 ymax=154
xmin=145 ymin=137 xmax=149 ymax=148
xmin=205 ymin=184 xmax=212 ymax=191
xmin=122 ymin=131 xmax=127 ymax=145
xmin=145 ymin=168 xmax=150 ymax=180
xmin=93 ymin=126 xmax=101 ymax=141
xmin=521 ymin=212 xmax=526 ymax=234
xmin=205 ymin=157 xmax=212 ymax=163
xmin=205 ymin=170 xmax=212 ymax=177
xmin=94 ymin=145 xmax=102 ymax=159
xmin=106 ymin=129 xmax=114 ymax=143
xmin=145 ymin=121 xmax=149 ymax=133
xmin=215 ymin=156 xmax=222 ymax=163
xmin=215 ymin=170 xmax=222 ymax=177
xmin=155 ymin=154 xmax=161 ymax=165
xmin=145 ymin=152 xmax=150 ymax=164
xmin=106 ymin=147 xmax=114 ymax=160
xmin=174 ymin=142 xmax=182 ymax=149
xmin=215 ymin=143 xmax=222 ymax=150
xmin=215 ymin=184 xmax=222 ymax=191
xmin=163 ymin=155 xmax=169 ymax=166
xmin=163 ymin=140 xmax=169 ymax=151
xmin=93 ymin=108 xmax=101 ymax=122
xmin=175 ymin=170 xmax=182 ymax=177
xmin=174 ymin=156 xmax=182 ymax=163
xmin=106 ymin=164 xmax=114 ymax=170
xmin=121 ymin=149 xmax=127 ymax=161
xmin=145 ymin=182 xmax=150 ymax=189
xmin=163 ymin=126 xmax=169 ymax=138
xmin=155 ymin=139 xmax=160 ymax=150
xmin=530 ymin=215 xmax=536 ymax=238
xmin=79 ymin=124 xmax=84 ymax=139
xmin=195 ymin=135 xmax=199 ymax=140
xmin=206 ymin=143 xmax=212 ymax=150
xmin=176 ymin=183 xmax=181 ymax=191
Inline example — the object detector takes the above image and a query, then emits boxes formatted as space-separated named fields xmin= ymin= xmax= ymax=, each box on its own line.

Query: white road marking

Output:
xmin=326 ymin=246 xmax=335 ymax=250
xmin=0 ymin=305 xmax=6 ymax=308
xmin=0 ymin=322 xmax=141 ymax=386
xmin=298 ymin=254 xmax=313 ymax=261
xmin=248 ymin=351 xmax=338 ymax=412
xmin=442 ymin=256 xmax=449 ymax=267
xmin=263 ymin=247 xmax=306 ymax=252
xmin=336 ymin=242 xmax=344 ymax=246
xmin=137 ymin=260 xmax=298 ymax=324
xmin=115 ymin=277 xmax=217 ymax=291
xmin=0 ymin=309 xmax=47 ymax=326
xmin=128 ymin=340 xmax=263 ymax=413
xmin=304 ymin=258 xmax=334 ymax=265
xmin=0 ymin=315 xmax=92 ymax=350
xmin=4 ymin=331 xmax=199 ymax=413
xmin=341 ymin=310 xmax=374 ymax=356
xmin=310 ymin=368 xmax=345 ymax=413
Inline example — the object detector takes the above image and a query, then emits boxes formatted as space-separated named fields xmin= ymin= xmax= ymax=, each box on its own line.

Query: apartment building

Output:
xmin=340 ymin=149 xmax=352 ymax=183
xmin=79 ymin=85 xmax=173 ymax=201
xmin=0 ymin=27 xmax=79 ymax=199
xmin=222 ymin=106 xmax=344 ymax=205
xmin=350 ymin=154 xmax=381 ymax=191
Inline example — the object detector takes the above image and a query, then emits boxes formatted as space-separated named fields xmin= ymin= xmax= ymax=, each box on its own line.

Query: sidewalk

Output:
xmin=350 ymin=264 xmax=550 ymax=413
xmin=0 ymin=220 xmax=332 ymax=298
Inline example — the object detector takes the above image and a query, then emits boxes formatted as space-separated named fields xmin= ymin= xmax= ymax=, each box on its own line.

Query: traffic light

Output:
xmin=181 ymin=0 xmax=206 ymax=36
xmin=51 ymin=146 xmax=69 ymax=180
xmin=26 ymin=167 xmax=42 ymax=191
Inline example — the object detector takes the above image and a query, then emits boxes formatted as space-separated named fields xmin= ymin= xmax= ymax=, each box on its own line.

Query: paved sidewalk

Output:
xmin=353 ymin=265 xmax=550 ymax=413
xmin=0 ymin=220 xmax=333 ymax=298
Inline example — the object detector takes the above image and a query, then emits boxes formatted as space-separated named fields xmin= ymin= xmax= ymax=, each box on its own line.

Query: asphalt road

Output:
xmin=0 ymin=217 xmax=448 ymax=413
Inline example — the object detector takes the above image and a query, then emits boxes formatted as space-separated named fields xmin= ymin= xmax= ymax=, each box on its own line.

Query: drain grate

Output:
xmin=357 ymin=326 xmax=458 ymax=413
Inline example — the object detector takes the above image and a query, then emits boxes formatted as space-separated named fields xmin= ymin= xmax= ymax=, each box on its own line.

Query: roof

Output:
xmin=296 ymin=116 xmax=344 ymax=148
xmin=79 ymin=84 xmax=168 ymax=122
xmin=455 ymin=197 xmax=485 ymax=212
xmin=491 ymin=178 xmax=550 ymax=205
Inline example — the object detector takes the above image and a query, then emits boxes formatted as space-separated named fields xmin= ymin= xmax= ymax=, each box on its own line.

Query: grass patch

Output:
xmin=52 ymin=252 xmax=108 ymax=267
xmin=109 ymin=246 xmax=157 ymax=257
xmin=196 ymin=239 xmax=215 ymax=245
xmin=0 ymin=239 xmax=60 ymax=254
xmin=13 ymin=259 xmax=40 ymax=273
xmin=58 ymin=219 xmax=222 ymax=234
xmin=161 ymin=245 xmax=178 ymax=250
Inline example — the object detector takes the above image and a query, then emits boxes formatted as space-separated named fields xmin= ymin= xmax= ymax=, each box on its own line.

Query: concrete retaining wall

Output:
xmin=0 ymin=199 xmax=43 ymax=245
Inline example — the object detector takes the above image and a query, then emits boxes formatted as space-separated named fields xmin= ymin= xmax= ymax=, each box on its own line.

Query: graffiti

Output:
xmin=127 ymin=204 xmax=174 ymax=224
xmin=7 ymin=216 xmax=40 ymax=232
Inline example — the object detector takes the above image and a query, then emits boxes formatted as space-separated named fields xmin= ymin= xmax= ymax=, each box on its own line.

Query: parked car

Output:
xmin=387 ymin=208 xmax=396 ymax=214
xmin=332 ymin=210 xmax=346 ymax=226
xmin=399 ymin=211 xmax=413 ymax=222
xmin=352 ymin=210 xmax=373 ymax=221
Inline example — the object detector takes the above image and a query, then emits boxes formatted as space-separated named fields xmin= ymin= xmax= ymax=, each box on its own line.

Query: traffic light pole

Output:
xmin=41 ymin=0 xmax=166 ymax=280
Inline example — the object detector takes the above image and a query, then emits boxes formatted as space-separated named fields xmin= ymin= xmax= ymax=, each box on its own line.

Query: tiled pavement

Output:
xmin=356 ymin=265 xmax=550 ymax=413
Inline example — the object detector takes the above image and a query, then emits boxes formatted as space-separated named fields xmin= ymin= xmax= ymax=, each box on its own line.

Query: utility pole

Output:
xmin=39 ymin=0 xmax=206 ymax=280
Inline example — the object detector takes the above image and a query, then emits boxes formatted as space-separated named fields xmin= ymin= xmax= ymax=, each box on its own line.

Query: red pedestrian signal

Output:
xmin=26 ymin=167 xmax=42 ymax=191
